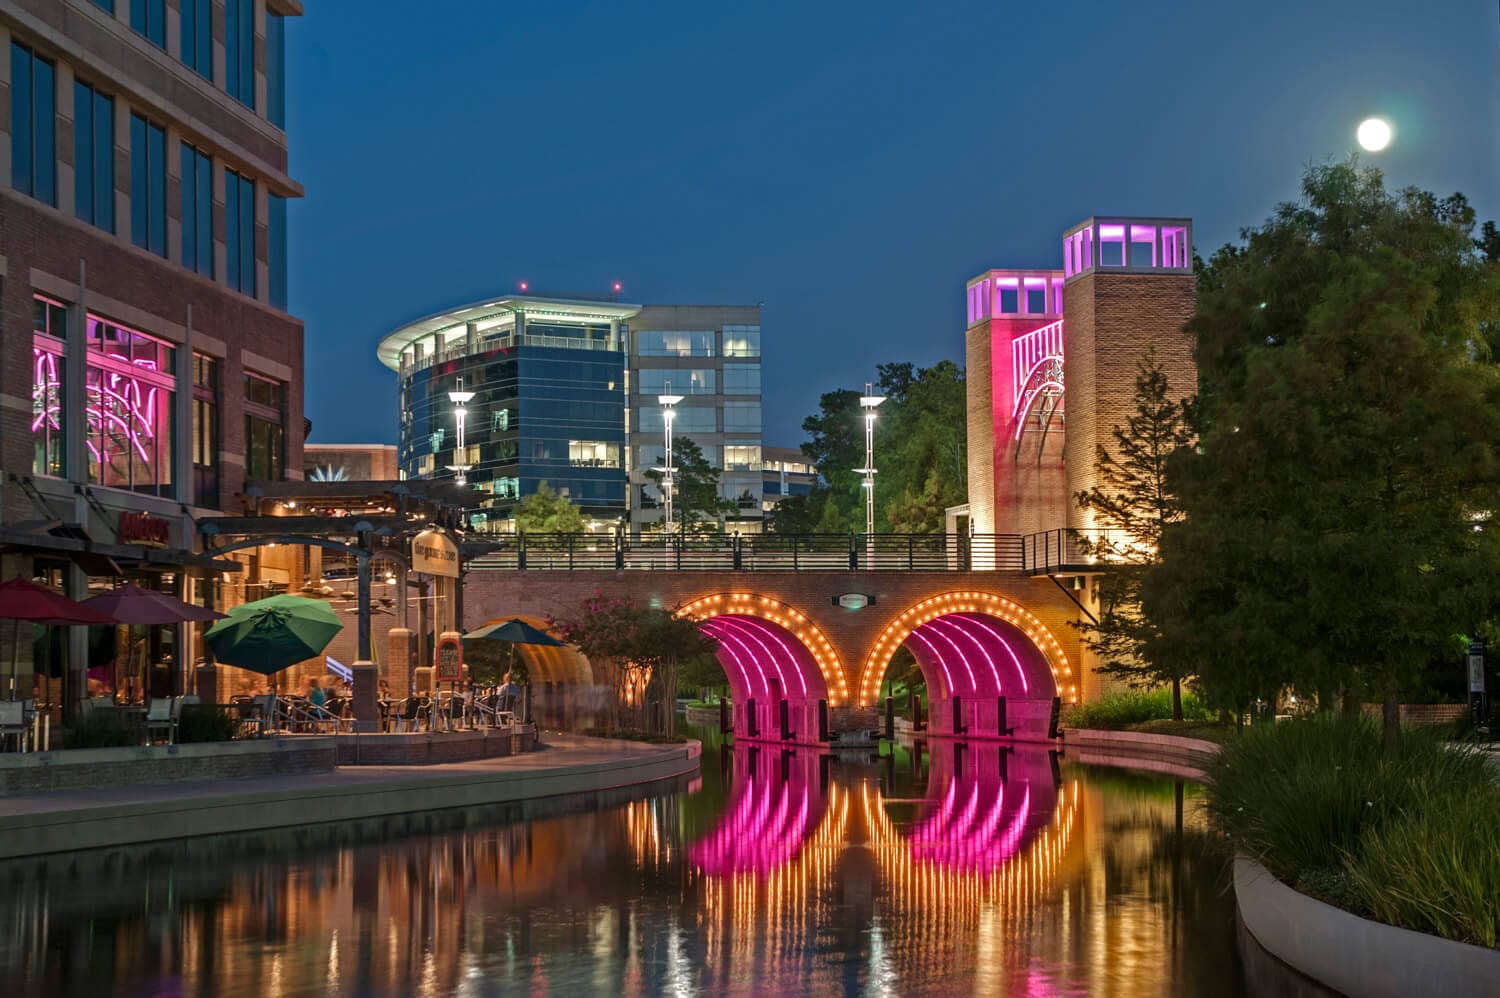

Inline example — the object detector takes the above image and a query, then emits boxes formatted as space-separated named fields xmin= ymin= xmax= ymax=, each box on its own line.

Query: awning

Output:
xmin=0 ymin=525 xmax=241 ymax=576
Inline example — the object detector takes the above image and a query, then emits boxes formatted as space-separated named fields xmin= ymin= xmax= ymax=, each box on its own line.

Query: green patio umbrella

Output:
xmin=205 ymin=594 xmax=343 ymax=682
xmin=463 ymin=618 xmax=565 ymax=687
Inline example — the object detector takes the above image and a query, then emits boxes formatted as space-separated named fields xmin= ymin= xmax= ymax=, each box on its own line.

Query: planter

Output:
xmin=1234 ymin=853 xmax=1500 ymax=998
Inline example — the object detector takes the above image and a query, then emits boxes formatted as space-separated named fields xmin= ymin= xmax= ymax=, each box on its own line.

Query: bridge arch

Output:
xmin=679 ymin=593 xmax=846 ymax=741
xmin=858 ymin=591 xmax=1072 ymax=739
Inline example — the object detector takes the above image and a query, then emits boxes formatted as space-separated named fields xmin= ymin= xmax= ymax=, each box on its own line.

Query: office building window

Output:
xmin=637 ymin=368 xmax=715 ymax=395
xmin=723 ymin=364 xmax=761 ymax=394
xmin=723 ymin=325 xmax=761 ymax=357
xmin=226 ymin=0 xmax=255 ymax=108
xmin=225 ymin=170 xmax=257 ymax=296
xmin=10 ymin=43 xmax=56 ymax=206
xmin=638 ymin=405 xmax=717 ymax=434
xmin=32 ymin=296 xmax=68 ymax=478
xmin=180 ymin=144 xmax=214 ymax=277
xmin=192 ymin=353 xmax=219 ymax=507
xmin=269 ymin=194 xmax=288 ymax=308
xmin=723 ymin=401 xmax=762 ymax=432
xmin=724 ymin=445 xmax=761 ymax=471
xmin=129 ymin=113 xmax=167 ymax=257
xmin=244 ymin=373 xmax=285 ymax=482
xmin=568 ymin=440 xmax=620 ymax=468
xmin=180 ymin=0 xmax=213 ymax=79
xmin=73 ymin=81 xmax=114 ymax=232
xmin=267 ymin=13 xmax=287 ymax=127
xmin=130 ymin=0 xmax=166 ymax=48
xmin=85 ymin=315 xmax=175 ymax=496
xmin=636 ymin=330 xmax=714 ymax=357
xmin=91 ymin=1 xmax=115 ymax=12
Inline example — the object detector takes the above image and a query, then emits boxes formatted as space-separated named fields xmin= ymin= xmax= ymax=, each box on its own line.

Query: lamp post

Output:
xmin=856 ymin=383 xmax=885 ymax=560
xmin=658 ymin=386 xmax=683 ymax=533
xmin=445 ymin=377 xmax=475 ymax=486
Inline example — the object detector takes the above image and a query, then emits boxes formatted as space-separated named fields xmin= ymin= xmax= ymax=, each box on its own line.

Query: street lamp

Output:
xmin=856 ymin=383 xmax=885 ymax=556
xmin=445 ymin=377 xmax=475 ymax=486
xmin=657 ymin=385 xmax=683 ymax=533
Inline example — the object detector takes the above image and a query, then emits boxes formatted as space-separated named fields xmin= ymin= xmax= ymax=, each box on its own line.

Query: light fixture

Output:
xmin=855 ymin=383 xmax=886 ymax=558
xmin=658 ymin=386 xmax=683 ymax=533
xmin=444 ymin=377 xmax=475 ymax=485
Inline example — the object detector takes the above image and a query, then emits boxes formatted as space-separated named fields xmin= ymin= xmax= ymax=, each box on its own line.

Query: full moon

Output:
xmin=1357 ymin=117 xmax=1393 ymax=152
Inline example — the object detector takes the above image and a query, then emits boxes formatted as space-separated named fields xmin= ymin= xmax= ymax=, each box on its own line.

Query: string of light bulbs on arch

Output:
xmin=857 ymin=591 xmax=1074 ymax=706
xmin=677 ymin=593 xmax=850 ymax=706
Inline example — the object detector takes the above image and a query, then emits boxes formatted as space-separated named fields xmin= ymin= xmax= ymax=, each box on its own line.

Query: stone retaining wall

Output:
xmin=0 ymin=738 xmax=337 ymax=795
xmin=334 ymin=728 xmax=538 ymax=765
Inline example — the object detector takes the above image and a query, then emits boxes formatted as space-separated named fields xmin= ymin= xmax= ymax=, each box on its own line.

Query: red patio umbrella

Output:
xmin=0 ymin=578 xmax=116 ymax=700
xmin=84 ymin=585 xmax=227 ymax=699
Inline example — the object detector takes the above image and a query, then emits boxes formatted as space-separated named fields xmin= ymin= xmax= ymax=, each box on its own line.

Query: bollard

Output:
xmin=817 ymin=699 xmax=829 ymax=742
xmin=779 ymin=699 xmax=793 ymax=741
xmin=884 ymin=696 xmax=895 ymax=740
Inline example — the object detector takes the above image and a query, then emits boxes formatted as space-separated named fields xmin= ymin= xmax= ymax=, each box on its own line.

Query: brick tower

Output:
xmin=1059 ymin=218 xmax=1196 ymax=535
xmin=964 ymin=270 xmax=1068 ymax=549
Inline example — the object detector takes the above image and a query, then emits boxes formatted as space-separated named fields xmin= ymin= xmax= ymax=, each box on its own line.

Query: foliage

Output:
xmin=176 ymin=704 xmax=235 ymax=743
xmin=645 ymin=436 xmax=736 ymax=533
xmin=515 ymin=481 xmax=585 ymax=534
xmin=1346 ymin=785 xmax=1500 ymax=948
xmin=550 ymin=593 xmax=717 ymax=737
xmin=764 ymin=492 xmax=824 ymax=534
xmin=1208 ymin=714 xmax=1500 ymax=948
xmin=679 ymin=652 xmax=727 ymax=699
xmin=1062 ymin=688 xmax=1211 ymax=730
xmin=68 ymin=712 xmax=139 ymax=748
xmin=1075 ymin=349 xmax=1197 ymax=718
xmin=463 ymin=638 xmax=530 ymax=686
xmin=788 ymin=363 xmax=967 ymax=534
xmin=1144 ymin=161 xmax=1500 ymax=752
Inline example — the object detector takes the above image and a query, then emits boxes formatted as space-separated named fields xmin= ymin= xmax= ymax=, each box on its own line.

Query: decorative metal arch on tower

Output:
xmin=1009 ymin=319 xmax=1065 ymax=462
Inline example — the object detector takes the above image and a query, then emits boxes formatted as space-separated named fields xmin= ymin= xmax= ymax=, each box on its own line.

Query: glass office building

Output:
xmin=379 ymin=295 xmax=762 ymax=531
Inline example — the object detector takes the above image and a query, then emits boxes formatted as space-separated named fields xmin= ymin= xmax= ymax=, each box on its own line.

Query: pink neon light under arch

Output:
xmin=701 ymin=623 xmax=762 ymax=699
xmin=913 ymin=619 xmax=977 ymax=693
xmin=926 ymin=617 xmax=1004 ymax=697
xmin=954 ymin=613 xmax=1034 ymax=695
xmin=701 ymin=619 xmax=770 ymax=698
xmin=903 ymin=628 xmax=955 ymax=698
xmin=709 ymin=617 xmax=792 ymax=701
xmin=716 ymin=615 xmax=813 ymax=699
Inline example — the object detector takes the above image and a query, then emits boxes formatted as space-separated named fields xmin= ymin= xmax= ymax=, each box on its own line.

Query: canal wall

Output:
xmin=0 ymin=736 xmax=701 ymax=860
xmin=0 ymin=737 xmax=336 ymax=795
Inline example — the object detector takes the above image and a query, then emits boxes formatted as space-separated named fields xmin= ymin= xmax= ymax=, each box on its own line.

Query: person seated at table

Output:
xmin=307 ymin=677 xmax=329 ymax=716
xmin=498 ymin=672 xmax=522 ymax=715
xmin=378 ymin=679 xmax=391 ymax=700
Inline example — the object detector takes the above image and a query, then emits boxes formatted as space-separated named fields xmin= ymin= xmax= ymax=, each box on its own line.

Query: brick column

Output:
xmin=352 ymin=661 xmax=379 ymax=733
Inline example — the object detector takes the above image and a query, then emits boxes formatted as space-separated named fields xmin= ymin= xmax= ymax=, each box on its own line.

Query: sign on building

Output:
xmin=412 ymin=529 xmax=459 ymax=577
xmin=118 ymin=511 xmax=170 ymax=547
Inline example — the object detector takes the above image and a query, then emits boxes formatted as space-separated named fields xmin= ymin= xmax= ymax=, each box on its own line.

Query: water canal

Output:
xmin=1 ymin=728 xmax=1300 ymax=996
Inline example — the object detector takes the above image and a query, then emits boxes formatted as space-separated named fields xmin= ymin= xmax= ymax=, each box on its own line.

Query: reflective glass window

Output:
xmin=181 ymin=143 xmax=214 ymax=277
xmin=635 ymin=330 xmax=714 ymax=357
xmin=723 ymin=325 xmax=761 ymax=357
xmin=723 ymin=364 xmax=761 ymax=394
xmin=10 ymin=42 xmax=55 ymax=206
xmin=74 ymin=81 xmax=114 ymax=232
xmin=723 ymin=401 xmax=761 ymax=433
xmin=130 ymin=113 xmax=167 ymax=257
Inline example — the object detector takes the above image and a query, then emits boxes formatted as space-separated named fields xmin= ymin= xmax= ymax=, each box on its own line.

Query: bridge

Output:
xmin=462 ymin=531 xmax=1106 ymax=743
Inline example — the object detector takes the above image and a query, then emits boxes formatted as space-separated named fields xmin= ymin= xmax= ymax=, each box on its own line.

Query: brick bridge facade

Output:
xmin=463 ymin=569 xmax=1095 ymax=742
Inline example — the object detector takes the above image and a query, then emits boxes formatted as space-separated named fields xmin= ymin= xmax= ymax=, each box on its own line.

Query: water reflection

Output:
xmin=1 ymin=733 xmax=1259 ymax=997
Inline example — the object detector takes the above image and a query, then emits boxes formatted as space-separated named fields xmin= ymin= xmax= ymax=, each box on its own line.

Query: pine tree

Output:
xmin=1075 ymin=348 xmax=1197 ymax=719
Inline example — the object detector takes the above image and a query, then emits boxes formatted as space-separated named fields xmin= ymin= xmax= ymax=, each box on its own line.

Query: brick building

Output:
xmin=0 ymin=0 xmax=304 ymax=708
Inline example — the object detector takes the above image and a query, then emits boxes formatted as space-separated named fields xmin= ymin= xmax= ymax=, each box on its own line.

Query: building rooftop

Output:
xmin=377 ymin=294 xmax=643 ymax=370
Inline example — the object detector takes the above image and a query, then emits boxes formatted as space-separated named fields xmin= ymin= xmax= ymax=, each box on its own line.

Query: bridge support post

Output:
xmin=779 ymin=699 xmax=793 ymax=741
xmin=953 ymin=695 xmax=966 ymax=735
xmin=746 ymin=697 xmax=758 ymax=737
xmin=818 ymin=699 xmax=828 ymax=742
xmin=1048 ymin=696 xmax=1062 ymax=739
xmin=719 ymin=698 xmax=732 ymax=733
xmin=998 ymin=695 xmax=1014 ymax=737
xmin=884 ymin=697 xmax=895 ymax=740
xmin=914 ymin=693 xmax=924 ymax=732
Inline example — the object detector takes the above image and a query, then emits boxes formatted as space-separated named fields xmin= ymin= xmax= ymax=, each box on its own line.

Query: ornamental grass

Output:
xmin=1207 ymin=714 xmax=1500 ymax=948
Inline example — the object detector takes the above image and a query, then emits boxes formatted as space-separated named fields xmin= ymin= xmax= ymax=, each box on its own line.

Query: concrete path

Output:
xmin=0 ymin=735 xmax=701 ymax=859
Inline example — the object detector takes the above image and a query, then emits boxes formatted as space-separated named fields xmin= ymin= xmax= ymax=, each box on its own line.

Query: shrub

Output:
xmin=1063 ymin=688 xmax=1211 ymax=729
xmin=1208 ymin=714 xmax=1500 ymax=948
xmin=68 ymin=712 xmax=139 ymax=748
xmin=177 ymin=704 xmax=235 ymax=743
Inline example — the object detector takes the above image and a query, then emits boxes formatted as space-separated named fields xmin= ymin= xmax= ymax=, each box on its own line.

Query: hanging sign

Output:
xmin=119 ymin=511 xmax=170 ymax=547
xmin=435 ymin=636 xmax=463 ymax=683
xmin=412 ymin=529 xmax=459 ymax=577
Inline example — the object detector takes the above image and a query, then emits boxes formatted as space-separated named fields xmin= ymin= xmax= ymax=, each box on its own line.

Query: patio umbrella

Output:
xmin=0 ymin=578 xmax=116 ymax=699
xmin=464 ymin=618 xmax=566 ymax=686
xmin=205 ymin=595 xmax=343 ymax=685
xmin=83 ymin=584 xmax=226 ymax=700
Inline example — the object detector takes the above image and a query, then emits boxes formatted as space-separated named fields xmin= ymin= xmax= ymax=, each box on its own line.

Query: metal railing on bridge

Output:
xmin=1020 ymin=529 xmax=1135 ymax=575
xmin=464 ymin=532 xmax=1027 ymax=572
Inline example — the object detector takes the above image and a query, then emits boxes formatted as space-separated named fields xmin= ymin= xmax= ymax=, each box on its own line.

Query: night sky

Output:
xmin=287 ymin=1 xmax=1498 ymax=449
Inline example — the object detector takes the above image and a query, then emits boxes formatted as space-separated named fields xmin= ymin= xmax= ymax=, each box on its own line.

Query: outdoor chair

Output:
xmin=0 ymin=700 xmax=28 ymax=752
xmin=144 ymin=697 xmax=174 ymax=745
xmin=392 ymin=697 xmax=421 ymax=733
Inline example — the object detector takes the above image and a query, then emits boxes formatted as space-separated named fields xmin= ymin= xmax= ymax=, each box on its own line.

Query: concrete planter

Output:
xmin=1234 ymin=854 xmax=1500 ymax=997
xmin=1059 ymin=727 xmax=1220 ymax=773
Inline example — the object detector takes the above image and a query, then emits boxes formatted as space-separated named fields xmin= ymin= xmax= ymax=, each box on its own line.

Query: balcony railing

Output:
xmin=400 ymin=332 xmax=619 ymax=376
xmin=464 ymin=532 xmax=1027 ymax=572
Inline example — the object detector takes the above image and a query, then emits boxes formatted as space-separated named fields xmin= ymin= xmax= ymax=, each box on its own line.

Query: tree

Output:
xmin=799 ymin=389 xmax=866 ymax=532
xmin=515 ymin=481 xmax=585 ymax=533
xmin=765 ymin=492 xmax=826 ymax=534
xmin=875 ymin=361 xmax=968 ymax=533
xmin=679 ymin=652 xmax=728 ymax=702
xmin=645 ymin=436 xmax=735 ymax=533
xmin=549 ymin=594 xmax=644 ymax=732
xmin=1143 ymin=161 xmax=1500 ymax=754
xmin=634 ymin=607 xmax=718 ymax=737
xmin=1074 ymin=349 xmax=1197 ymax=719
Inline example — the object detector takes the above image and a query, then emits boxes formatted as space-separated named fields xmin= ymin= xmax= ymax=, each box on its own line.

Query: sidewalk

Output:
xmin=0 ymin=735 xmax=701 ymax=860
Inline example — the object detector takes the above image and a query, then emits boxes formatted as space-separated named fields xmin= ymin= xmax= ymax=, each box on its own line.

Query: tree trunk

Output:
xmin=1341 ymin=687 xmax=1361 ymax=718
xmin=1171 ymin=677 xmax=1183 ymax=722
xmin=1382 ymin=681 xmax=1401 ymax=758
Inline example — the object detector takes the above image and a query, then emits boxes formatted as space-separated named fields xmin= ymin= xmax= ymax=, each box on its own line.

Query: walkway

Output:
xmin=0 ymin=735 xmax=700 ymax=860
